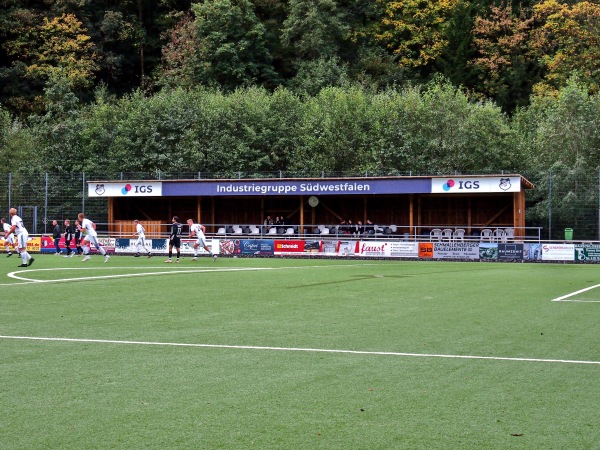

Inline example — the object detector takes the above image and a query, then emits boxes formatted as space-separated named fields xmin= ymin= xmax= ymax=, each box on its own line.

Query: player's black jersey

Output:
xmin=170 ymin=222 xmax=183 ymax=239
xmin=64 ymin=225 xmax=73 ymax=241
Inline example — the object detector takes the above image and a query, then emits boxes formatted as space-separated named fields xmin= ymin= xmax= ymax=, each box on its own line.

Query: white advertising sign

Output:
xmin=433 ymin=242 xmax=480 ymax=259
xmin=389 ymin=241 xmax=419 ymax=258
xmin=88 ymin=182 xmax=163 ymax=197
xmin=355 ymin=241 xmax=390 ymax=257
xmin=431 ymin=177 xmax=520 ymax=194
xmin=541 ymin=244 xmax=575 ymax=261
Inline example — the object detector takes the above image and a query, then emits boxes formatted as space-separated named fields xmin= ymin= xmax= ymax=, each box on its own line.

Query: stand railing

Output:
xmin=88 ymin=223 xmax=544 ymax=242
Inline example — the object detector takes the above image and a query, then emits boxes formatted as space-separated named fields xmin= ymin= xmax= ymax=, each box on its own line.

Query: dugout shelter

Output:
xmin=88 ymin=175 xmax=534 ymax=239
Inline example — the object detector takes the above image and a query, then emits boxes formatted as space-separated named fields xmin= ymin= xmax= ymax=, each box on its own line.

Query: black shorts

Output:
xmin=169 ymin=237 xmax=181 ymax=248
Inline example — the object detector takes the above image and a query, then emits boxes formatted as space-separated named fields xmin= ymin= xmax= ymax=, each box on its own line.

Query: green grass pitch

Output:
xmin=1 ymin=255 xmax=599 ymax=449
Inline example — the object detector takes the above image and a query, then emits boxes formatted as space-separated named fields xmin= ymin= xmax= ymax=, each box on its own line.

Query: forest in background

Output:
xmin=1 ymin=1 xmax=600 ymax=238
xmin=2 ymin=0 xmax=600 ymax=115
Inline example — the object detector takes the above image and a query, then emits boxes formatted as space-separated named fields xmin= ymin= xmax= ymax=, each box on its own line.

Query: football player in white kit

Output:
xmin=1 ymin=217 xmax=17 ymax=257
xmin=77 ymin=212 xmax=110 ymax=262
xmin=4 ymin=208 xmax=34 ymax=267
xmin=187 ymin=219 xmax=217 ymax=261
xmin=133 ymin=219 xmax=152 ymax=257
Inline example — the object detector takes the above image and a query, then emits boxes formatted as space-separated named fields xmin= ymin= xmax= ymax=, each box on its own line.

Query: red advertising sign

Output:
xmin=274 ymin=240 xmax=306 ymax=254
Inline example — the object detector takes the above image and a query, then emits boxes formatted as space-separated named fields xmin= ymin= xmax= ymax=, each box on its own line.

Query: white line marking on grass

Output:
xmin=551 ymin=284 xmax=600 ymax=302
xmin=0 ymin=262 xmax=385 ymax=286
xmin=1 ymin=335 xmax=599 ymax=366
xmin=2 ymin=266 xmax=273 ymax=285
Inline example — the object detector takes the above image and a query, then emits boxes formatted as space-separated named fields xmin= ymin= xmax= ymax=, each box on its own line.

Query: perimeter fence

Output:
xmin=0 ymin=170 xmax=598 ymax=241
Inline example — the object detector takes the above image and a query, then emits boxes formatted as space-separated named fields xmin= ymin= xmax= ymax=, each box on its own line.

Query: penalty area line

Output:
xmin=551 ymin=283 xmax=600 ymax=302
xmin=0 ymin=262 xmax=393 ymax=286
xmin=1 ymin=266 xmax=273 ymax=286
xmin=1 ymin=335 xmax=599 ymax=366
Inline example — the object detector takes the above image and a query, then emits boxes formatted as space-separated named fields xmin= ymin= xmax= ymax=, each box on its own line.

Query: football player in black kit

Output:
xmin=165 ymin=216 xmax=183 ymax=263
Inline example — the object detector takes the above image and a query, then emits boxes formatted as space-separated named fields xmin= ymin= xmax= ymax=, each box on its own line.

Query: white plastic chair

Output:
xmin=320 ymin=227 xmax=330 ymax=235
xmin=389 ymin=225 xmax=397 ymax=233
xmin=285 ymin=227 xmax=294 ymax=235
xmin=217 ymin=227 xmax=226 ymax=235
xmin=430 ymin=229 xmax=442 ymax=241
xmin=504 ymin=228 xmax=514 ymax=242
xmin=441 ymin=229 xmax=453 ymax=241
xmin=250 ymin=225 xmax=260 ymax=235
xmin=233 ymin=226 xmax=243 ymax=234
xmin=480 ymin=229 xmax=493 ymax=242
xmin=453 ymin=229 xmax=465 ymax=241
xmin=268 ymin=227 xmax=277 ymax=235
xmin=494 ymin=228 xmax=506 ymax=243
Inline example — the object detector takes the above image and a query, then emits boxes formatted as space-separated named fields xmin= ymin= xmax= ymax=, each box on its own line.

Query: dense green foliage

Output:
xmin=2 ymin=0 xmax=600 ymax=114
xmin=3 ymin=75 xmax=599 ymax=177
xmin=1 ymin=80 xmax=521 ymax=175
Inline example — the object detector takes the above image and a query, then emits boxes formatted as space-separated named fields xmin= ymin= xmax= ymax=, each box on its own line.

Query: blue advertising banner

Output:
xmin=115 ymin=238 xmax=131 ymax=251
xmin=498 ymin=243 xmax=523 ymax=261
xmin=162 ymin=178 xmax=431 ymax=196
xmin=153 ymin=239 xmax=169 ymax=251
xmin=219 ymin=239 xmax=274 ymax=255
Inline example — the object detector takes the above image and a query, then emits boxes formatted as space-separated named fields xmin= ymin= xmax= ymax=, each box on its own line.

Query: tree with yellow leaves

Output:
xmin=531 ymin=0 xmax=600 ymax=95
xmin=4 ymin=13 xmax=98 ymax=89
xmin=373 ymin=0 xmax=460 ymax=72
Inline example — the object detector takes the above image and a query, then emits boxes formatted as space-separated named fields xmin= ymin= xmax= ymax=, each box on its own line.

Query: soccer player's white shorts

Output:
xmin=136 ymin=237 xmax=146 ymax=248
xmin=5 ymin=234 xmax=15 ymax=245
xmin=195 ymin=237 xmax=208 ymax=247
xmin=84 ymin=235 xmax=101 ymax=249
xmin=16 ymin=231 xmax=29 ymax=249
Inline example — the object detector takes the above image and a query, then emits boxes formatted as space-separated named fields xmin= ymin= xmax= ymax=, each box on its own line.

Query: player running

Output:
xmin=133 ymin=219 xmax=152 ymax=258
xmin=4 ymin=208 xmax=34 ymax=267
xmin=78 ymin=212 xmax=110 ymax=262
xmin=187 ymin=219 xmax=217 ymax=261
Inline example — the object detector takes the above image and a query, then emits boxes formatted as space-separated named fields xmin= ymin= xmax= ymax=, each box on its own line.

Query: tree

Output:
xmin=287 ymin=56 xmax=350 ymax=97
xmin=515 ymin=76 xmax=600 ymax=171
xmin=367 ymin=77 xmax=517 ymax=175
xmin=158 ymin=0 xmax=277 ymax=91
xmin=471 ymin=2 xmax=538 ymax=111
xmin=373 ymin=0 xmax=460 ymax=75
xmin=531 ymin=0 xmax=600 ymax=94
xmin=4 ymin=13 xmax=98 ymax=89
xmin=290 ymin=85 xmax=373 ymax=174
xmin=95 ymin=9 xmax=144 ymax=85
xmin=434 ymin=0 xmax=480 ymax=91
xmin=158 ymin=13 xmax=200 ymax=89
xmin=281 ymin=0 xmax=349 ymax=60
xmin=0 ymin=104 xmax=41 ymax=173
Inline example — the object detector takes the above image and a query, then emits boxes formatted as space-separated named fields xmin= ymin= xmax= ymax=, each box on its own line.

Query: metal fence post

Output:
xmin=8 ymin=172 xmax=11 ymax=212
xmin=44 ymin=172 xmax=48 ymax=234
xmin=548 ymin=169 xmax=552 ymax=240
xmin=82 ymin=173 xmax=86 ymax=213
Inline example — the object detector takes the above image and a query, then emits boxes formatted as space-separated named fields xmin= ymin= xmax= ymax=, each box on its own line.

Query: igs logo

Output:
xmin=121 ymin=184 xmax=154 ymax=195
xmin=443 ymin=179 xmax=480 ymax=191
xmin=442 ymin=179 xmax=455 ymax=191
